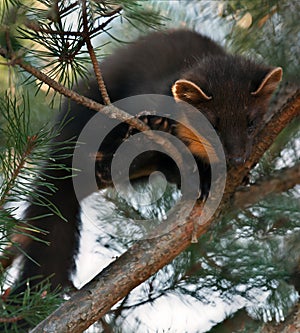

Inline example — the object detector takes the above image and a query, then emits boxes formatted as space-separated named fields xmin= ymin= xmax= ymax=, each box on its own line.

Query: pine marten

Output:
xmin=13 ymin=30 xmax=282 ymax=292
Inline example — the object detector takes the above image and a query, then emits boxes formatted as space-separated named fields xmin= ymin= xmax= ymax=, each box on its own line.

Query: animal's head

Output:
xmin=172 ymin=56 xmax=282 ymax=166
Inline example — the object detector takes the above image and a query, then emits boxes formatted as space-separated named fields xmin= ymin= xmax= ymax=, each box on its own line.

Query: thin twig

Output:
xmin=59 ymin=1 xmax=79 ymax=17
xmin=24 ymin=21 xmax=82 ymax=37
xmin=100 ymin=6 xmax=122 ymax=18
xmin=82 ymin=0 xmax=111 ymax=105
xmin=0 ymin=316 xmax=23 ymax=323
xmin=89 ymin=14 xmax=122 ymax=39
xmin=7 ymin=56 xmax=147 ymax=131
xmin=11 ymin=55 xmax=185 ymax=179
xmin=66 ymin=8 xmax=121 ymax=61
xmin=0 ymin=135 xmax=37 ymax=207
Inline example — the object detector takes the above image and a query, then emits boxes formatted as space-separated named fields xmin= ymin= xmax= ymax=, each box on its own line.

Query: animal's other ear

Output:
xmin=172 ymin=79 xmax=212 ymax=105
xmin=251 ymin=67 xmax=283 ymax=96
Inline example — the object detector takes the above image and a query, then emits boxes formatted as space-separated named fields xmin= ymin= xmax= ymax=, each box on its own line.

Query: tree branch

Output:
xmin=0 ymin=50 xmax=185 ymax=274
xmin=30 ymin=87 xmax=300 ymax=333
xmin=30 ymin=201 xmax=212 ymax=333
xmin=14 ymin=58 xmax=185 ymax=175
xmin=0 ymin=34 xmax=148 ymax=132
xmin=82 ymin=0 xmax=111 ymax=105
xmin=15 ymin=58 xmax=148 ymax=131
xmin=233 ymin=163 xmax=300 ymax=209
xmin=251 ymin=89 xmax=300 ymax=167
xmin=205 ymin=303 xmax=300 ymax=333
xmin=2 ymin=11 xmax=299 ymax=328
xmin=226 ymin=89 xmax=300 ymax=194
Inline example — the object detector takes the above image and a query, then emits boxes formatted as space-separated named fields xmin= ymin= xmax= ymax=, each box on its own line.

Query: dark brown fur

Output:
xmin=13 ymin=30 xmax=282 ymax=293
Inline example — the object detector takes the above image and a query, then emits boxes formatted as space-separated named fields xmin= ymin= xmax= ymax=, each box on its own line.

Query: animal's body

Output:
xmin=15 ymin=30 xmax=282 ymax=291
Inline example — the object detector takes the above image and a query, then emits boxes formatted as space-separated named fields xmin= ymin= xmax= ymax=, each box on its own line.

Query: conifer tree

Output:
xmin=0 ymin=1 xmax=299 ymax=332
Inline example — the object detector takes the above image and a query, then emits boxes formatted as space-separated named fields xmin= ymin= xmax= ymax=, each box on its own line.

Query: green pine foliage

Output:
xmin=0 ymin=91 xmax=76 ymax=329
xmin=0 ymin=0 xmax=299 ymax=332
xmin=220 ymin=0 xmax=300 ymax=81
xmin=0 ymin=0 xmax=166 ymax=330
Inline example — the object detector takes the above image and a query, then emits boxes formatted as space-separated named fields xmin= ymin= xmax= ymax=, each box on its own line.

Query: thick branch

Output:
xmin=251 ymin=89 xmax=300 ymax=166
xmin=226 ymin=89 xmax=300 ymax=194
xmin=206 ymin=303 xmax=300 ymax=333
xmin=30 ymin=201 xmax=213 ymax=333
xmin=233 ymin=163 xmax=300 ymax=209
xmin=2 ymin=20 xmax=299 ymax=330
xmin=30 ymin=90 xmax=300 ymax=332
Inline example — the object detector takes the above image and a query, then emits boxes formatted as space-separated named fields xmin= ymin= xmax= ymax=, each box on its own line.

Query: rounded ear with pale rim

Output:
xmin=172 ymin=79 xmax=212 ymax=105
xmin=251 ymin=67 xmax=283 ymax=96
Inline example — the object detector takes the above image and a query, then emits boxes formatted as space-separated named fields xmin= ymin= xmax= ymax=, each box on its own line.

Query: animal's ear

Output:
xmin=172 ymin=79 xmax=212 ymax=105
xmin=251 ymin=67 xmax=283 ymax=96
